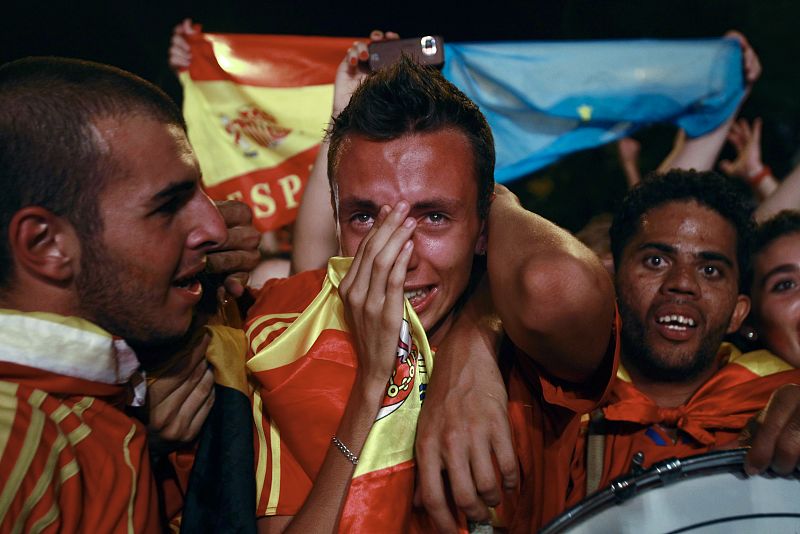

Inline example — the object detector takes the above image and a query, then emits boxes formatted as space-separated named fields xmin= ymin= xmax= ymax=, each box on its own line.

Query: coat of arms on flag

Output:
xmin=180 ymin=31 xmax=744 ymax=232
xmin=180 ymin=31 xmax=355 ymax=232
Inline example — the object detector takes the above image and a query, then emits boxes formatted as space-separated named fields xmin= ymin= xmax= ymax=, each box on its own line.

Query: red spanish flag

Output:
xmin=246 ymin=258 xmax=444 ymax=532
xmin=181 ymin=32 xmax=355 ymax=232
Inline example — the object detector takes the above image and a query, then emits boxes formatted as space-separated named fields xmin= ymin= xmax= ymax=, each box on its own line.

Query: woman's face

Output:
xmin=751 ymin=232 xmax=800 ymax=366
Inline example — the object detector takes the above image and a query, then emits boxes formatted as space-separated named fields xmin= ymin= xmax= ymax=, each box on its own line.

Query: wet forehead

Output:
xmin=91 ymin=115 xmax=199 ymax=211
xmin=334 ymin=130 xmax=477 ymax=206
xmin=634 ymin=200 xmax=738 ymax=257
xmin=755 ymin=233 xmax=800 ymax=276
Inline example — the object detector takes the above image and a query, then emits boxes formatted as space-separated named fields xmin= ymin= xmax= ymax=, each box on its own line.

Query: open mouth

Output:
xmin=403 ymin=285 xmax=434 ymax=310
xmin=656 ymin=314 xmax=697 ymax=332
xmin=172 ymin=273 xmax=203 ymax=297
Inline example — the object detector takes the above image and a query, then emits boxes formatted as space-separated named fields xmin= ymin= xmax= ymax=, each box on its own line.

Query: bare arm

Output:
xmin=714 ymin=114 xmax=800 ymax=222
xmin=290 ymin=32 xmax=399 ymax=274
xmin=290 ymin=139 xmax=338 ymax=274
xmin=617 ymin=137 xmax=642 ymax=188
xmin=260 ymin=202 xmax=415 ymax=533
xmin=664 ymin=118 xmax=734 ymax=172
xmin=415 ymin=277 xmax=516 ymax=533
xmin=416 ymin=187 xmax=616 ymax=532
xmin=258 ymin=381 xmax=391 ymax=533
xmin=755 ymin=163 xmax=800 ymax=222
xmin=663 ymin=31 xmax=761 ymax=172
xmin=719 ymin=117 xmax=779 ymax=203
xmin=487 ymin=186 xmax=615 ymax=382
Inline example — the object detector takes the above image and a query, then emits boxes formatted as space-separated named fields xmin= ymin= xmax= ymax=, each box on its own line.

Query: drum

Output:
xmin=540 ymin=449 xmax=800 ymax=533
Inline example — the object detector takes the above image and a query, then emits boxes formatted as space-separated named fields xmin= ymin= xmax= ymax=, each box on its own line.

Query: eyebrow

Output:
xmin=338 ymin=198 xmax=380 ymax=213
xmin=338 ymin=197 xmax=463 ymax=214
xmin=637 ymin=242 xmax=676 ymax=254
xmin=760 ymin=264 xmax=800 ymax=290
xmin=637 ymin=242 xmax=735 ymax=268
xmin=698 ymin=251 xmax=735 ymax=269
xmin=409 ymin=198 xmax=462 ymax=213
xmin=151 ymin=179 xmax=197 ymax=203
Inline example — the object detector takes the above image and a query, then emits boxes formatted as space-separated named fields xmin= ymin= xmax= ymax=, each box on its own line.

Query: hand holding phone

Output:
xmin=368 ymin=35 xmax=445 ymax=71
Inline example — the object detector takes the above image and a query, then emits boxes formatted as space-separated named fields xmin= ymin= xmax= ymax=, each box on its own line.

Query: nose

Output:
xmin=406 ymin=234 xmax=421 ymax=272
xmin=186 ymin=191 xmax=227 ymax=251
xmin=661 ymin=263 xmax=700 ymax=297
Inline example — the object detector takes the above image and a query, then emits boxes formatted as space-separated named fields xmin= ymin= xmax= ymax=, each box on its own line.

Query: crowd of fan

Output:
xmin=1 ymin=21 xmax=799 ymax=534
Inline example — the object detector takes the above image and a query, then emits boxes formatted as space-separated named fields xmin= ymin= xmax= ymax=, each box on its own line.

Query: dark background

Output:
xmin=3 ymin=0 xmax=798 ymax=231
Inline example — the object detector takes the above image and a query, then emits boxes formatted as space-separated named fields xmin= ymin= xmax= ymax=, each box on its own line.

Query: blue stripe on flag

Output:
xmin=442 ymin=38 xmax=744 ymax=182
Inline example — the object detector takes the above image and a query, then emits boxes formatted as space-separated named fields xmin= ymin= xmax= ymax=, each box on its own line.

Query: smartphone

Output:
xmin=368 ymin=35 xmax=445 ymax=71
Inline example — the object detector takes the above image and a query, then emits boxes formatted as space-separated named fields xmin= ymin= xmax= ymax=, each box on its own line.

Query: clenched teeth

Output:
xmin=656 ymin=314 xmax=696 ymax=327
xmin=404 ymin=288 xmax=428 ymax=300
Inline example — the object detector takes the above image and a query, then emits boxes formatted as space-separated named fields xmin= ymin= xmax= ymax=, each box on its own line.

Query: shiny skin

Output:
xmin=615 ymin=201 xmax=750 ymax=381
xmin=334 ymin=129 xmax=485 ymax=347
xmin=751 ymin=233 xmax=800 ymax=367
xmin=75 ymin=116 xmax=226 ymax=347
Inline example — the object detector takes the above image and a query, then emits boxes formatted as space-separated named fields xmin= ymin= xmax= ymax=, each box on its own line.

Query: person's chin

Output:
xmin=647 ymin=336 xmax=698 ymax=363
xmin=642 ymin=342 xmax=705 ymax=376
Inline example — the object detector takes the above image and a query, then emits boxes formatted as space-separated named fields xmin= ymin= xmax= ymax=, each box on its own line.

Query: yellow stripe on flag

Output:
xmin=249 ymin=257 xmax=437 ymax=477
xmin=181 ymin=74 xmax=333 ymax=187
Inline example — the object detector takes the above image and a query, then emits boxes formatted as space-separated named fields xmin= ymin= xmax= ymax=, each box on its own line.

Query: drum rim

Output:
xmin=539 ymin=448 xmax=782 ymax=534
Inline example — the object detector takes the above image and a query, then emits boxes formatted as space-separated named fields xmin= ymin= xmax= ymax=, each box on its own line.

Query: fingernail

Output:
xmin=404 ymin=217 xmax=415 ymax=228
xmin=359 ymin=50 xmax=369 ymax=60
xmin=397 ymin=200 xmax=409 ymax=211
xmin=349 ymin=56 xmax=358 ymax=66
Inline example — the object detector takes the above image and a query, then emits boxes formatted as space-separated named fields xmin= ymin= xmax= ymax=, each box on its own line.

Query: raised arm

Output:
xmin=756 ymin=163 xmax=800 ymax=222
xmin=487 ymin=186 xmax=615 ymax=381
xmin=416 ymin=187 xmax=616 ymax=533
xmin=719 ymin=117 xmax=779 ymax=202
xmin=617 ymin=137 xmax=643 ymax=188
xmin=168 ymin=18 xmax=197 ymax=74
xmin=290 ymin=32 xmax=398 ymax=274
xmin=715 ymin=114 xmax=800 ymax=221
xmin=664 ymin=31 xmax=761 ymax=172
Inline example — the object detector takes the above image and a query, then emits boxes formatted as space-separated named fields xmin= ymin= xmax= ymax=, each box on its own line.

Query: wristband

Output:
xmin=331 ymin=435 xmax=359 ymax=465
xmin=748 ymin=165 xmax=772 ymax=187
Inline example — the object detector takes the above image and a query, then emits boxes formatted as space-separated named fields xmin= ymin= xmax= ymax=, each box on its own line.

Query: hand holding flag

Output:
xmin=339 ymin=202 xmax=416 ymax=390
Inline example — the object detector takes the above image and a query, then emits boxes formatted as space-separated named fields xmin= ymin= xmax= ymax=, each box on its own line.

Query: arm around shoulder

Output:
xmin=486 ymin=186 xmax=615 ymax=382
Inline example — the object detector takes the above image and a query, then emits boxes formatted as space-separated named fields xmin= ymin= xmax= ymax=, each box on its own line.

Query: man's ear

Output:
xmin=8 ymin=207 xmax=80 ymax=283
xmin=474 ymin=219 xmax=488 ymax=256
xmin=726 ymin=294 xmax=751 ymax=334
xmin=474 ymin=190 xmax=498 ymax=256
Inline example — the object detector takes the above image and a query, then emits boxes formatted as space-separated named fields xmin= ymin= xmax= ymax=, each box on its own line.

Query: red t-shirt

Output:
xmin=501 ymin=312 xmax=621 ymax=532
xmin=0 ymin=362 xmax=159 ymax=533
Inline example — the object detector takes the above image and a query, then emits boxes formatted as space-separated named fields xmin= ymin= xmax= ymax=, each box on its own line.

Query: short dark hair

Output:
xmin=610 ymin=169 xmax=756 ymax=288
xmin=0 ymin=56 xmax=185 ymax=288
xmin=328 ymin=56 xmax=495 ymax=219
xmin=753 ymin=210 xmax=800 ymax=256
xmin=747 ymin=210 xmax=800 ymax=293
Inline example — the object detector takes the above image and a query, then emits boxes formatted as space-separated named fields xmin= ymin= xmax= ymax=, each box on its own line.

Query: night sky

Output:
xmin=4 ymin=0 xmax=799 ymax=229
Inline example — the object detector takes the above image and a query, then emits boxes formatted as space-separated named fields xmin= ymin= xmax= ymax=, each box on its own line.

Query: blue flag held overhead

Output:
xmin=442 ymin=38 xmax=744 ymax=182
xmin=183 ymin=32 xmax=746 ymax=229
